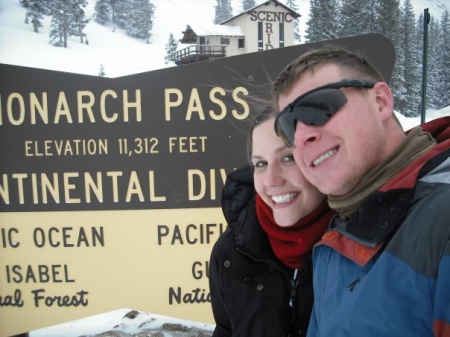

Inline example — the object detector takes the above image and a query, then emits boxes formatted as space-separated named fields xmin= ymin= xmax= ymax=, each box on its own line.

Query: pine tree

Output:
xmin=435 ymin=10 xmax=450 ymax=109
xmin=242 ymin=0 xmax=256 ymax=11
xmin=285 ymin=0 xmax=301 ymax=43
xmin=339 ymin=0 xmax=375 ymax=37
xmin=71 ymin=0 xmax=89 ymax=43
xmin=125 ymin=0 xmax=155 ymax=43
xmin=214 ymin=0 xmax=233 ymax=24
xmin=94 ymin=0 xmax=111 ymax=25
xmin=373 ymin=0 xmax=403 ymax=48
xmin=374 ymin=0 xmax=406 ymax=112
xmin=49 ymin=0 xmax=75 ymax=48
xmin=114 ymin=0 xmax=130 ymax=29
xmin=304 ymin=0 xmax=340 ymax=43
xmin=415 ymin=13 xmax=425 ymax=112
xmin=99 ymin=64 xmax=106 ymax=77
xmin=109 ymin=0 xmax=119 ymax=26
xmin=19 ymin=0 xmax=30 ymax=8
xmin=165 ymin=33 xmax=178 ymax=63
xmin=25 ymin=0 xmax=44 ymax=33
xmin=426 ymin=17 xmax=440 ymax=109
xmin=41 ymin=0 xmax=53 ymax=15
xmin=399 ymin=0 xmax=421 ymax=116
xmin=22 ymin=0 xmax=53 ymax=15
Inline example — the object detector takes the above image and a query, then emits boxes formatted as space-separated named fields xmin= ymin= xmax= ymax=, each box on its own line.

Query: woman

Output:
xmin=209 ymin=106 xmax=335 ymax=337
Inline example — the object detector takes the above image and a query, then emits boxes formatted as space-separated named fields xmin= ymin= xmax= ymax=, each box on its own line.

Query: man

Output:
xmin=272 ymin=44 xmax=450 ymax=337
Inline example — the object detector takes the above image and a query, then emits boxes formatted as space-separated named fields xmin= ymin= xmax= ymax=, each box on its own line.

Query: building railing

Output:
xmin=172 ymin=45 xmax=227 ymax=65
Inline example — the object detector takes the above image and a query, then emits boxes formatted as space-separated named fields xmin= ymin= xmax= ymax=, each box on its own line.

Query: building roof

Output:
xmin=180 ymin=24 xmax=245 ymax=44
xmin=220 ymin=0 xmax=301 ymax=25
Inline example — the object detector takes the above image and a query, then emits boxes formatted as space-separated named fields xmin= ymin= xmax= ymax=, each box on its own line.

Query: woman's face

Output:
xmin=252 ymin=118 xmax=325 ymax=227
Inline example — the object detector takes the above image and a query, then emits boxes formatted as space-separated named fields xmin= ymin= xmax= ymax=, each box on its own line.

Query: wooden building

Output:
xmin=173 ymin=0 xmax=300 ymax=65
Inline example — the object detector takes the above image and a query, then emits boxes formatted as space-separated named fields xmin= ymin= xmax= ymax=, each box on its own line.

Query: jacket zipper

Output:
xmin=289 ymin=268 xmax=298 ymax=307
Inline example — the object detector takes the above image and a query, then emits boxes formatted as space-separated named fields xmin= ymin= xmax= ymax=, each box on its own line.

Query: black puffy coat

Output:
xmin=209 ymin=165 xmax=314 ymax=337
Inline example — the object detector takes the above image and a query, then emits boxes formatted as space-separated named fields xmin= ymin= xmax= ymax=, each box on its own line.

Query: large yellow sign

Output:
xmin=1 ymin=208 xmax=223 ymax=335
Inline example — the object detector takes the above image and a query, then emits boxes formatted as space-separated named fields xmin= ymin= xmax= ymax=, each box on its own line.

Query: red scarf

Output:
xmin=256 ymin=194 xmax=334 ymax=269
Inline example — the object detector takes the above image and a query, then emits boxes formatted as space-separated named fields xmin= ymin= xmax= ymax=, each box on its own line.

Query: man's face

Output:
xmin=278 ymin=64 xmax=390 ymax=196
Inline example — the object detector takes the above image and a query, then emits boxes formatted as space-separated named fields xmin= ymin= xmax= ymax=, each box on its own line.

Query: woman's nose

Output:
xmin=264 ymin=165 xmax=283 ymax=186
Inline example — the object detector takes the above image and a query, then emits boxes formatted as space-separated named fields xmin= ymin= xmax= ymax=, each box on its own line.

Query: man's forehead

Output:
xmin=287 ymin=65 xmax=341 ymax=97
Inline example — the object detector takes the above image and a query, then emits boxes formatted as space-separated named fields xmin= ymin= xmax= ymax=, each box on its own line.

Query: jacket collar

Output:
xmin=319 ymin=116 xmax=450 ymax=266
xmin=222 ymin=165 xmax=282 ymax=262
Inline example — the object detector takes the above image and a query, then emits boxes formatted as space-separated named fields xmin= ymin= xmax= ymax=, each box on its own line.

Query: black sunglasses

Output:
xmin=274 ymin=79 xmax=376 ymax=147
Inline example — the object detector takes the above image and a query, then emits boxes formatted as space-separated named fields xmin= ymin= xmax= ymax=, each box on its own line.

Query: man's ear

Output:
xmin=373 ymin=82 xmax=394 ymax=122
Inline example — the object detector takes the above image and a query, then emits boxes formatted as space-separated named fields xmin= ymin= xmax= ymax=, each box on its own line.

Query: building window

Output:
xmin=279 ymin=23 xmax=285 ymax=48
xmin=258 ymin=22 xmax=263 ymax=50
xmin=221 ymin=38 xmax=230 ymax=45
xmin=238 ymin=38 xmax=245 ymax=50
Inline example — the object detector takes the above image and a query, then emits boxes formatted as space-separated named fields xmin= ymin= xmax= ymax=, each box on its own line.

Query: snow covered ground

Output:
xmin=29 ymin=308 xmax=215 ymax=337
xmin=0 ymin=0 xmax=310 ymax=77
xmin=396 ymin=107 xmax=450 ymax=130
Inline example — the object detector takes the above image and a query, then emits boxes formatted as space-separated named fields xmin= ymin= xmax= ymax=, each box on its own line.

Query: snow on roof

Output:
xmin=188 ymin=23 xmax=244 ymax=37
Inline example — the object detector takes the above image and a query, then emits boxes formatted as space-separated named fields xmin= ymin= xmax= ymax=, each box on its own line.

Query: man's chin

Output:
xmin=315 ymin=182 xmax=347 ymax=197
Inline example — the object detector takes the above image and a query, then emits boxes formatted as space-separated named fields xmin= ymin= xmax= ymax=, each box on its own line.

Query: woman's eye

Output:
xmin=283 ymin=155 xmax=295 ymax=162
xmin=253 ymin=161 xmax=267 ymax=169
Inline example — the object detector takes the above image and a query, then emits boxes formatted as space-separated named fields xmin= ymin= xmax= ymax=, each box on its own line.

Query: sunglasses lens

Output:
xmin=276 ymin=89 xmax=347 ymax=146
xmin=275 ymin=115 xmax=295 ymax=147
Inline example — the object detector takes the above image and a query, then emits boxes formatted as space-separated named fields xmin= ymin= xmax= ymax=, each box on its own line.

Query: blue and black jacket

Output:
xmin=307 ymin=117 xmax=450 ymax=337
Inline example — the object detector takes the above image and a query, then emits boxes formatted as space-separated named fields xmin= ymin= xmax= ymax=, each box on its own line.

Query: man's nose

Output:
xmin=293 ymin=121 xmax=322 ymax=148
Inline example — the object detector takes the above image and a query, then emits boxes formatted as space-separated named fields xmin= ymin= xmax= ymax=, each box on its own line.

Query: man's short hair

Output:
xmin=272 ymin=44 xmax=386 ymax=104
